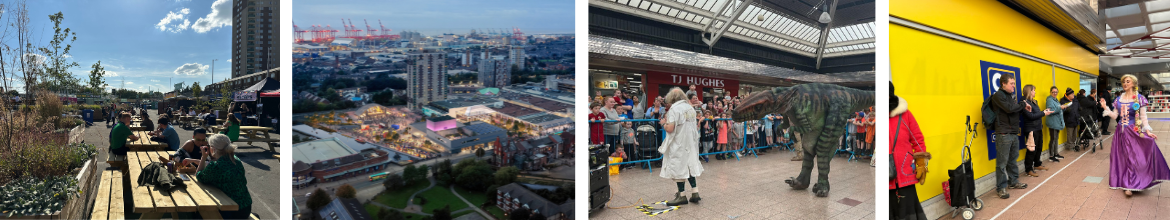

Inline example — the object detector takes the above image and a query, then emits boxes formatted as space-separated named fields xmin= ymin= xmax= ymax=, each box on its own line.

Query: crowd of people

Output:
xmin=100 ymin=102 xmax=253 ymax=218
xmin=890 ymin=74 xmax=1170 ymax=220
xmin=589 ymin=84 xmax=876 ymax=167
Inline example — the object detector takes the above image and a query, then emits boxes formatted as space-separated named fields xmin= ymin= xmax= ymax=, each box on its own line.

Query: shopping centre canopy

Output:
xmin=1101 ymin=0 xmax=1170 ymax=90
xmin=589 ymin=0 xmax=875 ymax=87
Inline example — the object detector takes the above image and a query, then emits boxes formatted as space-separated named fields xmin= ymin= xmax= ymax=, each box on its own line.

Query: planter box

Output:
xmin=1 ymin=125 xmax=97 ymax=219
xmin=0 ymin=159 xmax=97 ymax=220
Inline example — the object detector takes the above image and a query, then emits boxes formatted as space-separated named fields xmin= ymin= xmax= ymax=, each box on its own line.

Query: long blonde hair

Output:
xmin=1122 ymin=74 xmax=1140 ymax=94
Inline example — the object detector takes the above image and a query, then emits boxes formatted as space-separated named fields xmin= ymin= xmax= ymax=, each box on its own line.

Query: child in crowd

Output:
xmin=589 ymin=102 xmax=606 ymax=146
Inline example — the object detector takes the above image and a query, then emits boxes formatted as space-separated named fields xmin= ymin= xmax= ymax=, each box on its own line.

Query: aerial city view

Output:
xmin=291 ymin=1 xmax=576 ymax=220
xmin=0 ymin=0 xmax=280 ymax=219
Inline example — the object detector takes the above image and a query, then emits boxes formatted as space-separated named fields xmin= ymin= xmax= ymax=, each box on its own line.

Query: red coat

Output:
xmin=589 ymin=112 xmax=606 ymax=145
xmin=890 ymin=108 xmax=926 ymax=189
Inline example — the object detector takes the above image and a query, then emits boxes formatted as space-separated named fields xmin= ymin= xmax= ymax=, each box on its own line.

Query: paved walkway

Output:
xmin=450 ymin=184 xmax=495 ymax=220
xmin=588 ymin=147 xmax=876 ymax=219
xmin=974 ymin=119 xmax=1170 ymax=220
xmin=368 ymin=202 xmax=432 ymax=217
xmin=404 ymin=175 xmax=437 ymax=213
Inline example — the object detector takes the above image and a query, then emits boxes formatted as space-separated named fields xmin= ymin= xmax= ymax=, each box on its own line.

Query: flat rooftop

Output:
xmin=428 ymin=97 xmax=501 ymax=110
xmin=292 ymin=137 xmax=357 ymax=164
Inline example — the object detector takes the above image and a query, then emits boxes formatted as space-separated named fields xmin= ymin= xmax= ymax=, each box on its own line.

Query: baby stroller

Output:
xmin=943 ymin=116 xmax=984 ymax=220
xmin=1078 ymin=116 xmax=1103 ymax=153
xmin=635 ymin=124 xmax=660 ymax=168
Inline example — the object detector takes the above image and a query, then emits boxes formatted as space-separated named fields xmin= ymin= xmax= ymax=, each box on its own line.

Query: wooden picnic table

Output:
xmin=130 ymin=122 xmax=149 ymax=131
xmin=209 ymin=126 xmax=279 ymax=154
xmin=127 ymin=131 xmax=166 ymax=151
xmin=208 ymin=126 xmax=273 ymax=139
xmin=126 ymin=151 xmax=238 ymax=219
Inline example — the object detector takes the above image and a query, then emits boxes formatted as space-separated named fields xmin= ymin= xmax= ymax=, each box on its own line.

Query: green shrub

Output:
xmin=0 ymin=175 xmax=79 ymax=217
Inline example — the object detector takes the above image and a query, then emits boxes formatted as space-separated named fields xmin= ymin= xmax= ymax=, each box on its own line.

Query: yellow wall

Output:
xmin=891 ymin=0 xmax=1098 ymax=74
xmin=891 ymin=22 xmax=1087 ymax=201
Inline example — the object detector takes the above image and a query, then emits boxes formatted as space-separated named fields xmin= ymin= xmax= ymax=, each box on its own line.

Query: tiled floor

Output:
xmin=588 ymin=148 xmax=876 ymax=219
xmin=973 ymin=119 xmax=1170 ymax=220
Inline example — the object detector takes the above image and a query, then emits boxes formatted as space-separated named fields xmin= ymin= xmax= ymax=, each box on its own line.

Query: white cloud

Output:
xmin=125 ymin=81 xmax=135 ymax=85
xmin=150 ymin=79 xmax=160 ymax=82
xmin=174 ymin=63 xmax=209 ymax=75
xmin=156 ymin=8 xmax=191 ymax=33
xmin=226 ymin=59 xmax=231 ymax=63
xmin=192 ymin=0 xmax=232 ymax=33
xmin=105 ymin=71 xmax=119 ymax=77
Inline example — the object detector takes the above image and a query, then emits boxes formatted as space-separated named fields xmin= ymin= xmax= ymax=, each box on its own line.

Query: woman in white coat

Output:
xmin=658 ymin=87 xmax=704 ymax=205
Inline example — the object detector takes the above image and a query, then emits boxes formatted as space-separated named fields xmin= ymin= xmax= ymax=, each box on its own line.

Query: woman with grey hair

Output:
xmin=659 ymin=87 xmax=704 ymax=205
xmin=196 ymin=134 xmax=253 ymax=219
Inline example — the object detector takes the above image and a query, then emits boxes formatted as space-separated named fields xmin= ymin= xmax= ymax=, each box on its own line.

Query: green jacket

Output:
xmin=196 ymin=155 xmax=252 ymax=208
xmin=1045 ymin=96 xmax=1065 ymax=130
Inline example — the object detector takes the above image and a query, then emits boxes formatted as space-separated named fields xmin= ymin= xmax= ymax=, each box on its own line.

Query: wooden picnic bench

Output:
xmin=210 ymin=126 xmax=278 ymax=153
xmin=126 ymin=151 xmax=238 ymax=219
xmin=106 ymin=154 xmax=128 ymax=172
xmin=91 ymin=169 xmax=125 ymax=220
xmin=127 ymin=131 xmax=167 ymax=151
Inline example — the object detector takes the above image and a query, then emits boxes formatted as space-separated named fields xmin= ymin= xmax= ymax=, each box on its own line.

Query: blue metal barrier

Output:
xmin=592 ymin=118 xmax=869 ymax=174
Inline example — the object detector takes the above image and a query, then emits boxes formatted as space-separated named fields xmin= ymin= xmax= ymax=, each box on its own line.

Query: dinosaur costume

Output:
xmin=732 ymin=83 xmax=874 ymax=197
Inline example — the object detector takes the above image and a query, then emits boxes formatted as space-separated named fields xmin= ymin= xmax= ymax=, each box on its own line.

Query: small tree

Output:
xmin=306 ymin=188 xmax=332 ymax=214
xmin=432 ymin=205 xmax=452 ymax=220
xmin=475 ymin=148 xmax=486 ymax=158
xmin=383 ymin=173 xmax=404 ymax=190
xmin=87 ymin=60 xmax=106 ymax=95
xmin=382 ymin=208 xmax=404 ymax=220
xmin=484 ymin=184 xmax=500 ymax=206
xmin=495 ymin=166 xmax=520 ymax=186
xmin=335 ymin=184 xmax=357 ymax=199
xmin=403 ymin=165 xmax=418 ymax=185
xmin=191 ymin=81 xmax=201 ymax=97
xmin=417 ymin=164 xmax=429 ymax=179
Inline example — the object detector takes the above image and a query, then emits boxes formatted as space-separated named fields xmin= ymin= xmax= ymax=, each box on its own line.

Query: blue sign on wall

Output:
xmin=980 ymin=60 xmax=1024 ymax=161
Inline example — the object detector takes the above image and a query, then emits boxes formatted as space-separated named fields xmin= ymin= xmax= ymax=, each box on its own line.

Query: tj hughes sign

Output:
xmin=671 ymin=75 xmax=727 ymax=87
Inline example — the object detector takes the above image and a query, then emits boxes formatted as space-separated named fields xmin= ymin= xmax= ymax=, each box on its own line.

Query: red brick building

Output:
xmin=292 ymin=138 xmax=392 ymax=188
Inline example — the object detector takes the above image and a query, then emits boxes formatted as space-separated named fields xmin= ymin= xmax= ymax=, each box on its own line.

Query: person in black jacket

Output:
xmin=1099 ymin=87 xmax=1114 ymax=135
xmin=1061 ymin=88 xmax=1080 ymax=151
xmin=1020 ymin=85 xmax=1054 ymax=177
xmin=991 ymin=73 xmax=1029 ymax=199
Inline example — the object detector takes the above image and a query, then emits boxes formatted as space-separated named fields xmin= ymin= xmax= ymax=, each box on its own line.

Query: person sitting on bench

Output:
xmin=109 ymin=112 xmax=138 ymax=156
xmin=160 ymin=128 xmax=208 ymax=169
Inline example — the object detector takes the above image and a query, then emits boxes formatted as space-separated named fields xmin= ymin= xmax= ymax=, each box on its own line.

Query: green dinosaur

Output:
xmin=731 ymin=83 xmax=874 ymax=197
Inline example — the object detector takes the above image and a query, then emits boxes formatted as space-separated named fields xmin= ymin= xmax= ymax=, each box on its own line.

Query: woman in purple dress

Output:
xmin=1099 ymin=74 xmax=1170 ymax=197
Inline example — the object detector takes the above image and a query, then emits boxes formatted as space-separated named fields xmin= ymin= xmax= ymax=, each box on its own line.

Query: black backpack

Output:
xmin=981 ymin=92 xmax=997 ymax=129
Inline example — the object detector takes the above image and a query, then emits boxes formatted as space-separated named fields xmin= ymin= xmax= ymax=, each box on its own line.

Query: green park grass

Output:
xmin=363 ymin=203 xmax=427 ymax=220
xmin=373 ymin=182 xmax=428 ymax=209
xmin=452 ymin=186 xmax=488 ymax=207
xmin=416 ymin=185 xmax=469 ymax=213
xmin=486 ymin=205 xmax=507 ymax=220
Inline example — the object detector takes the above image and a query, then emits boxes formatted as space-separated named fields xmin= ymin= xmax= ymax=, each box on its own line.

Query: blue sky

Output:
xmin=293 ymin=0 xmax=575 ymax=36
xmin=10 ymin=0 xmax=233 ymax=93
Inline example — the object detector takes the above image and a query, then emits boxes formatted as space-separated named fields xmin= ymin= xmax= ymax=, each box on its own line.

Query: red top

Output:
xmin=890 ymin=110 xmax=926 ymax=189
xmin=589 ymin=112 xmax=607 ymax=145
